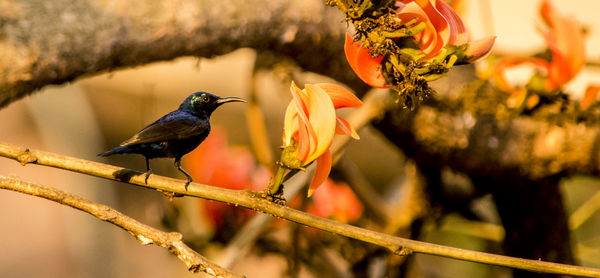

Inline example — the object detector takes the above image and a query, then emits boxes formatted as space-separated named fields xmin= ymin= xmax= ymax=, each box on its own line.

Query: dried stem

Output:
xmin=0 ymin=175 xmax=243 ymax=278
xmin=1 ymin=142 xmax=600 ymax=277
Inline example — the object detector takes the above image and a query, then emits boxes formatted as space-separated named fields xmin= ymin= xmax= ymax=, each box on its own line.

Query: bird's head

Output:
xmin=182 ymin=92 xmax=247 ymax=115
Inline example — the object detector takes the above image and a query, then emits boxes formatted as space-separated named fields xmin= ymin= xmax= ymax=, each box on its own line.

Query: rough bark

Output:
xmin=0 ymin=0 xmax=364 ymax=107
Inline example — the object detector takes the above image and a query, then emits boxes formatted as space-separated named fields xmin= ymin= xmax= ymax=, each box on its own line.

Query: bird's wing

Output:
xmin=119 ymin=116 xmax=207 ymax=146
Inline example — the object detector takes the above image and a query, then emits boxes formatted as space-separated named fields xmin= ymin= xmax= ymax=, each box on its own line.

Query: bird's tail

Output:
xmin=98 ymin=146 xmax=130 ymax=157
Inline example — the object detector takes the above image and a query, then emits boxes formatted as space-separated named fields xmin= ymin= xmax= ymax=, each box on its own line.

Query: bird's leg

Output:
xmin=175 ymin=158 xmax=193 ymax=190
xmin=144 ymin=157 xmax=153 ymax=184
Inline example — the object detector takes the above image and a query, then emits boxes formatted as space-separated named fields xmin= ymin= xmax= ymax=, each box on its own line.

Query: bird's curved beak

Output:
xmin=216 ymin=96 xmax=247 ymax=104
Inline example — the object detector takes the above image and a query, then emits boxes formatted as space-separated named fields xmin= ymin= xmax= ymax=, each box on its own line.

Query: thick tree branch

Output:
xmin=0 ymin=0 xmax=364 ymax=107
xmin=0 ymin=175 xmax=242 ymax=278
xmin=371 ymin=67 xmax=600 ymax=181
xmin=1 ymin=142 xmax=600 ymax=277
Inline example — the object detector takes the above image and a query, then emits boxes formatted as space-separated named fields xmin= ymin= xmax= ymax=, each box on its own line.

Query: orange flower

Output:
xmin=185 ymin=128 xmax=268 ymax=230
xmin=493 ymin=0 xmax=585 ymax=93
xmin=281 ymin=82 xmax=362 ymax=196
xmin=345 ymin=0 xmax=495 ymax=87
xmin=344 ymin=34 xmax=387 ymax=88
xmin=581 ymin=85 xmax=600 ymax=111
xmin=306 ymin=179 xmax=363 ymax=223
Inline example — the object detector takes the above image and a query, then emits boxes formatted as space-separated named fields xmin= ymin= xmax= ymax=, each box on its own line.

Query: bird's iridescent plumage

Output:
xmin=99 ymin=92 xmax=246 ymax=189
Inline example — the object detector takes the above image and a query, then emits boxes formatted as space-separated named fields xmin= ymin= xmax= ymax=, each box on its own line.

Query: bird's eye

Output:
xmin=201 ymin=95 xmax=210 ymax=102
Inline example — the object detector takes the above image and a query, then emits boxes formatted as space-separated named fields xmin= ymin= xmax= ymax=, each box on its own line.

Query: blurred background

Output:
xmin=1 ymin=0 xmax=600 ymax=277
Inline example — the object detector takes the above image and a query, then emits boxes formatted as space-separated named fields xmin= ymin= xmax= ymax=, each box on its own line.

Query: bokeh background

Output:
xmin=1 ymin=0 xmax=600 ymax=277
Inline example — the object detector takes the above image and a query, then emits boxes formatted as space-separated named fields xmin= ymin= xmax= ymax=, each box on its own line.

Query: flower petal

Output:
xmin=315 ymin=83 xmax=363 ymax=109
xmin=344 ymin=33 xmax=387 ymax=88
xmin=398 ymin=0 xmax=450 ymax=58
xmin=435 ymin=0 xmax=468 ymax=46
xmin=307 ymin=149 xmax=332 ymax=197
xmin=538 ymin=0 xmax=585 ymax=88
xmin=290 ymin=81 xmax=308 ymax=115
xmin=304 ymin=84 xmax=337 ymax=164
xmin=283 ymin=102 xmax=298 ymax=146
xmin=465 ymin=36 xmax=496 ymax=62
xmin=335 ymin=117 xmax=360 ymax=139
xmin=493 ymin=57 xmax=550 ymax=93
xmin=297 ymin=117 xmax=311 ymax=162
xmin=290 ymin=81 xmax=314 ymax=162
xmin=581 ymin=85 xmax=600 ymax=111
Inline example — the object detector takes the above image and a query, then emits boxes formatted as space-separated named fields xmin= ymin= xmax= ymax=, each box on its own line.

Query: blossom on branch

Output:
xmin=493 ymin=0 xmax=585 ymax=96
xmin=280 ymin=82 xmax=362 ymax=196
xmin=307 ymin=179 xmax=363 ymax=223
xmin=185 ymin=128 xmax=269 ymax=232
xmin=343 ymin=0 xmax=495 ymax=92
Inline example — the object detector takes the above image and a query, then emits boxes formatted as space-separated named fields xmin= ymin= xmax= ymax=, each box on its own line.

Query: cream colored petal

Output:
xmin=304 ymin=84 xmax=336 ymax=164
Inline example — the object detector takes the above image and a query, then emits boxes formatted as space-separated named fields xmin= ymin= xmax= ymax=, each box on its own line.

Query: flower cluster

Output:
xmin=306 ymin=179 xmax=363 ymax=223
xmin=343 ymin=0 xmax=495 ymax=103
xmin=492 ymin=0 xmax=585 ymax=108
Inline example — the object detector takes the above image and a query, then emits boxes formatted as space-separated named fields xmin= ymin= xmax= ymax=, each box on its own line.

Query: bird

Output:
xmin=99 ymin=92 xmax=246 ymax=189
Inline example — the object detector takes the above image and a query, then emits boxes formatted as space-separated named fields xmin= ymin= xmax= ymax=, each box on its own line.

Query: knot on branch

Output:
xmin=135 ymin=234 xmax=155 ymax=245
xmin=191 ymin=264 xmax=215 ymax=275
xmin=167 ymin=231 xmax=183 ymax=242
xmin=17 ymin=149 xmax=37 ymax=165
xmin=259 ymin=189 xmax=286 ymax=205
xmin=393 ymin=246 xmax=413 ymax=256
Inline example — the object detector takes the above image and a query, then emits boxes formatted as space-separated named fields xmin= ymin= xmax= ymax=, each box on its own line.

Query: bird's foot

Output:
xmin=157 ymin=189 xmax=184 ymax=199
xmin=184 ymin=179 xmax=192 ymax=191
xmin=144 ymin=170 xmax=153 ymax=184
xmin=260 ymin=189 xmax=286 ymax=205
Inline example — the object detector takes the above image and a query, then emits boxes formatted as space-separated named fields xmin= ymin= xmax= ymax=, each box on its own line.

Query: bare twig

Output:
xmin=569 ymin=189 xmax=600 ymax=230
xmin=1 ymin=142 xmax=600 ymax=277
xmin=0 ymin=175 xmax=243 ymax=278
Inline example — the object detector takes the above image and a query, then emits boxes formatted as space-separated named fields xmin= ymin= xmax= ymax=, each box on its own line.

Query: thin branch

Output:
xmin=1 ymin=142 xmax=600 ymax=277
xmin=569 ymin=189 xmax=600 ymax=230
xmin=0 ymin=175 xmax=243 ymax=278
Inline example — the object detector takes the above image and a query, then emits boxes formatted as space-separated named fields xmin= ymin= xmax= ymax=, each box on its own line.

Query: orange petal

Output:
xmin=447 ymin=0 xmax=465 ymax=16
xmin=581 ymin=85 xmax=600 ymax=111
xmin=344 ymin=33 xmax=387 ymax=88
xmin=465 ymin=36 xmax=496 ymax=62
xmin=493 ymin=57 xmax=550 ymax=93
xmin=297 ymin=117 xmax=310 ymax=162
xmin=304 ymin=84 xmax=336 ymax=164
xmin=290 ymin=81 xmax=308 ymax=115
xmin=435 ymin=0 xmax=468 ymax=46
xmin=538 ymin=0 xmax=585 ymax=88
xmin=315 ymin=83 xmax=363 ymax=109
xmin=290 ymin=82 xmax=316 ymax=161
xmin=307 ymin=149 xmax=332 ymax=197
xmin=398 ymin=0 xmax=449 ymax=58
xmin=335 ymin=117 xmax=360 ymax=140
